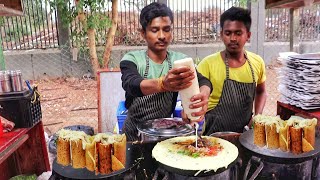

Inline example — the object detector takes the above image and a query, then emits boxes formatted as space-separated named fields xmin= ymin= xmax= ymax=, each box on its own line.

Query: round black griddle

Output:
xmin=156 ymin=157 xmax=239 ymax=177
xmin=52 ymin=143 xmax=143 ymax=179
xmin=239 ymin=129 xmax=320 ymax=164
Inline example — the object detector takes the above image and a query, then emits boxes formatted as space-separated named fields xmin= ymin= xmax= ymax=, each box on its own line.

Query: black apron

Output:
xmin=203 ymin=53 xmax=256 ymax=135
xmin=123 ymin=53 xmax=173 ymax=141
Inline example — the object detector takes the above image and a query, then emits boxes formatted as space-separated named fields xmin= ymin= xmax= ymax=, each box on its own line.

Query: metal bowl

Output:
xmin=137 ymin=118 xmax=194 ymax=142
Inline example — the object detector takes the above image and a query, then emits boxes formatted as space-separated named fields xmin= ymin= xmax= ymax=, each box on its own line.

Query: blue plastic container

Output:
xmin=116 ymin=101 xmax=127 ymax=133
xmin=173 ymin=106 xmax=183 ymax=118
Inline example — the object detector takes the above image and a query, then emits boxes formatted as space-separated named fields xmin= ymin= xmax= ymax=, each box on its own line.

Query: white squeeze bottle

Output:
xmin=173 ymin=58 xmax=201 ymax=120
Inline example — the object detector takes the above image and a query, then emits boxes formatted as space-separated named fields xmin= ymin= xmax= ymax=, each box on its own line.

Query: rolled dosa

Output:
xmin=279 ymin=124 xmax=290 ymax=152
xmin=302 ymin=137 xmax=314 ymax=152
xmin=71 ymin=139 xmax=86 ymax=168
xmin=113 ymin=134 xmax=126 ymax=165
xmin=253 ymin=122 xmax=266 ymax=147
xmin=289 ymin=126 xmax=302 ymax=154
xmin=98 ymin=143 xmax=112 ymax=174
xmin=265 ymin=123 xmax=279 ymax=149
xmin=302 ymin=119 xmax=317 ymax=147
xmin=85 ymin=140 xmax=97 ymax=171
xmin=56 ymin=137 xmax=71 ymax=166
xmin=111 ymin=155 xmax=125 ymax=171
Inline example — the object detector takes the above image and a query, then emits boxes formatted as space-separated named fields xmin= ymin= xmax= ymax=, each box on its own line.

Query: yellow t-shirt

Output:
xmin=197 ymin=51 xmax=266 ymax=111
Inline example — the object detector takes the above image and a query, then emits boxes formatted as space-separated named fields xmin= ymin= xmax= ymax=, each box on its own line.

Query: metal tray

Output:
xmin=137 ymin=118 xmax=193 ymax=137
xmin=52 ymin=143 xmax=142 ymax=179
xmin=288 ymin=53 xmax=320 ymax=60
xmin=239 ymin=129 xmax=320 ymax=164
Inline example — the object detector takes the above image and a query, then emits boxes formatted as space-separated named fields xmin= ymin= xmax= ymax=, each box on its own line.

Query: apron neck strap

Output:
xmin=224 ymin=51 xmax=256 ymax=82
xmin=144 ymin=51 xmax=171 ymax=78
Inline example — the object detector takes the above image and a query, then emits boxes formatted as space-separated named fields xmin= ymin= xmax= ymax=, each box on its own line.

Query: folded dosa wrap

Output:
xmin=254 ymin=121 xmax=266 ymax=147
xmin=265 ymin=122 xmax=280 ymax=149
xmin=111 ymin=155 xmax=125 ymax=171
xmin=113 ymin=134 xmax=126 ymax=165
xmin=289 ymin=126 xmax=302 ymax=154
xmin=98 ymin=143 xmax=112 ymax=174
xmin=71 ymin=139 xmax=86 ymax=168
xmin=85 ymin=136 xmax=97 ymax=171
xmin=301 ymin=118 xmax=317 ymax=152
xmin=56 ymin=137 xmax=71 ymax=166
xmin=279 ymin=121 xmax=290 ymax=151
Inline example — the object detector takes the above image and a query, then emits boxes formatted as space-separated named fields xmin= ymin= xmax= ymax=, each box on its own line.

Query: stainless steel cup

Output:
xmin=10 ymin=70 xmax=23 ymax=92
xmin=0 ymin=71 xmax=12 ymax=93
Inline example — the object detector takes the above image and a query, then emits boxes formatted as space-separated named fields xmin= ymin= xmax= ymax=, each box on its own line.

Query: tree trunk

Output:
xmin=88 ymin=29 xmax=99 ymax=78
xmin=102 ymin=0 xmax=119 ymax=68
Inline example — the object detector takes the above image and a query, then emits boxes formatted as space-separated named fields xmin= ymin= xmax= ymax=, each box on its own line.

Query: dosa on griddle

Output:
xmin=98 ymin=143 xmax=112 ymax=174
xmin=301 ymin=118 xmax=317 ymax=152
xmin=279 ymin=121 xmax=290 ymax=152
xmin=265 ymin=122 xmax=279 ymax=149
xmin=111 ymin=155 xmax=125 ymax=171
xmin=254 ymin=121 xmax=266 ymax=147
xmin=85 ymin=136 xmax=97 ymax=171
xmin=289 ymin=126 xmax=302 ymax=154
xmin=56 ymin=137 xmax=71 ymax=166
xmin=113 ymin=134 xmax=126 ymax=165
xmin=71 ymin=139 xmax=86 ymax=168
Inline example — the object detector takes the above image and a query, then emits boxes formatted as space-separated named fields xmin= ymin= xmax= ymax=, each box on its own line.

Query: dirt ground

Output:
xmin=37 ymin=77 xmax=98 ymax=136
xmin=38 ymin=59 xmax=281 ymax=136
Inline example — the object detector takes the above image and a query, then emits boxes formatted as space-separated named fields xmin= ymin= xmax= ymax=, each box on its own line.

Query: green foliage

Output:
xmin=48 ymin=0 xmax=112 ymax=52
xmin=194 ymin=57 xmax=201 ymax=65
xmin=4 ymin=25 xmax=30 ymax=42
xmin=1 ymin=0 xmax=46 ymax=42
xmin=9 ymin=174 xmax=37 ymax=180
xmin=0 ymin=17 xmax=4 ymax=27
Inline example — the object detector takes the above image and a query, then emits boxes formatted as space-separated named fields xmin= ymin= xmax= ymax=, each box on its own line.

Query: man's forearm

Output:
xmin=199 ymin=85 xmax=211 ymax=98
xmin=254 ymin=92 xmax=267 ymax=115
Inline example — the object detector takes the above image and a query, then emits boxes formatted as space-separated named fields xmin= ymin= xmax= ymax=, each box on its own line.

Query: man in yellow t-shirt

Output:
xmin=197 ymin=7 xmax=267 ymax=135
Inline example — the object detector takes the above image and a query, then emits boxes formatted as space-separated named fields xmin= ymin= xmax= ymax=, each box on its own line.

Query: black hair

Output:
xmin=220 ymin=6 xmax=251 ymax=32
xmin=140 ymin=2 xmax=174 ymax=31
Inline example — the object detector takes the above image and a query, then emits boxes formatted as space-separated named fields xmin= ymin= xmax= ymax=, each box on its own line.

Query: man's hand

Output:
xmin=162 ymin=67 xmax=195 ymax=92
xmin=181 ymin=85 xmax=211 ymax=125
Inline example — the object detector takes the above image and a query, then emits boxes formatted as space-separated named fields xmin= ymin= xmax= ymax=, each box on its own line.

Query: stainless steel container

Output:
xmin=137 ymin=118 xmax=194 ymax=142
xmin=10 ymin=70 xmax=23 ymax=91
xmin=0 ymin=71 xmax=12 ymax=93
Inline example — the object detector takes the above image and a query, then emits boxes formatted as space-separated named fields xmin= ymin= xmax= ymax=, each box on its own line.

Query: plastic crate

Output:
xmin=116 ymin=101 xmax=127 ymax=133
xmin=0 ymin=90 xmax=42 ymax=128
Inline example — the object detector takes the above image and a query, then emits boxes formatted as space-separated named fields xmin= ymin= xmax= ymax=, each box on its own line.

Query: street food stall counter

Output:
xmin=0 ymin=121 xmax=50 ymax=179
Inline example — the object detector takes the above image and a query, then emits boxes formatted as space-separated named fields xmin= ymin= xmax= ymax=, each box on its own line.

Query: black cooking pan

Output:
xmin=156 ymin=157 xmax=240 ymax=177
xmin=52 ymin=143 xmax=143 ymax=180
xmin=239 ymin=129 xmax=320 ymax=164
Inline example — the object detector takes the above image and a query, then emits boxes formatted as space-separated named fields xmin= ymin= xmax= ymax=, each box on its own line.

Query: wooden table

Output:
xmin=0 ymin=121 xmax=50 ymax=179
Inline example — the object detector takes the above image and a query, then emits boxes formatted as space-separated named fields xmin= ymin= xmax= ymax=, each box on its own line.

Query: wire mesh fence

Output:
xmin=1 ymin=0 xmax=320 ymax=51
xmin=265 ymin=4 xmax=320 ymax=42
xmin=0 ymin=0 xmax=59 ymax=51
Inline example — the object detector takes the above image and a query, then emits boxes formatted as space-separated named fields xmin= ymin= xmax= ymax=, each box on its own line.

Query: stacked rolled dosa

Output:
xmin=56 ymin=129 xmax=126 ymax=174
xmin=287 ymin=118 xmax=317 ymax=154
xmin=253 ymin=115 xmax=317 ymax=154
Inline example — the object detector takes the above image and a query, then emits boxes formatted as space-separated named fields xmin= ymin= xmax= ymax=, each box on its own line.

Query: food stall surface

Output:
xmin=0 ymin=121 xmax=50 ymax=179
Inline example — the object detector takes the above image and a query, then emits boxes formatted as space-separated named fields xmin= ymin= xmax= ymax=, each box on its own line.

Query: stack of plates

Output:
xmin=278 ymin=53 xmax=320 ymax=110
